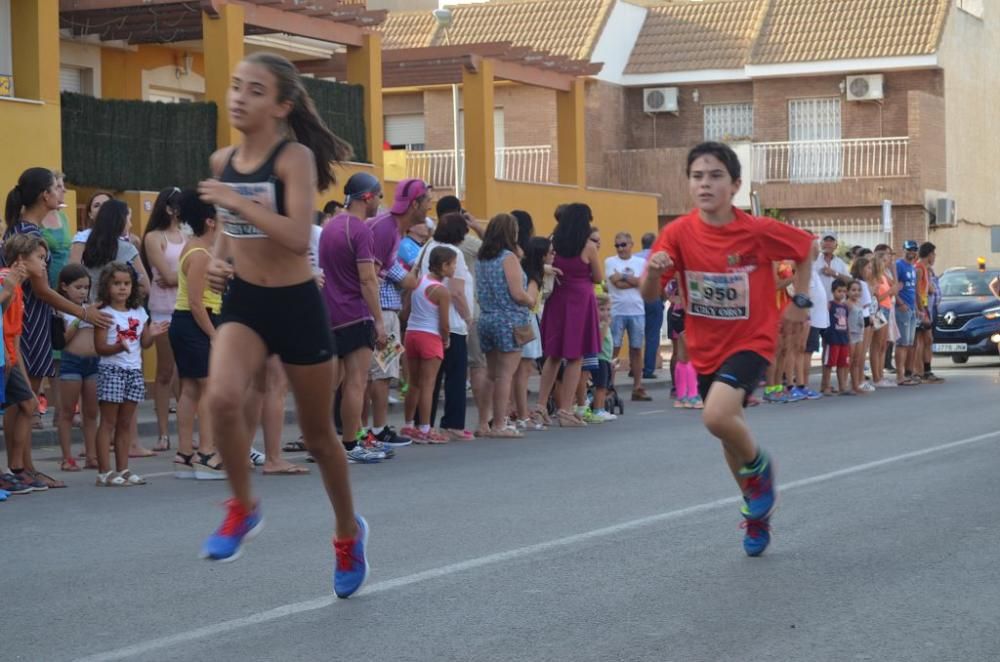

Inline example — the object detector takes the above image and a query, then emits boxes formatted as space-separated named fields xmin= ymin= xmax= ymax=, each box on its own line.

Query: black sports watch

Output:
xmin=792 ymin=293 xmax=813 ymax=309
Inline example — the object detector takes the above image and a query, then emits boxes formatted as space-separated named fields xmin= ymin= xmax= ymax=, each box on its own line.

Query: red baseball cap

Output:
xmin=390 ymin=178 xmax=431 ymax=215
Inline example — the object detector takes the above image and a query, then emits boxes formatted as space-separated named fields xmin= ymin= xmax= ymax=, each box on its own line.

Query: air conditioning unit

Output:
xmin=934 ymin=197 xmax=957 ymax=226
xmin=643 ymin=87 xmax=679 ymax=113
xmin=846 ymin=74 xmax=884 ymax=101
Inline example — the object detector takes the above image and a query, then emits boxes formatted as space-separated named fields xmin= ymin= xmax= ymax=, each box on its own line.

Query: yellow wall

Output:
xmin=496 ymin=181 xmax=660 ymax=260
xmin=101 ymin=45 xmax=206 ymax=100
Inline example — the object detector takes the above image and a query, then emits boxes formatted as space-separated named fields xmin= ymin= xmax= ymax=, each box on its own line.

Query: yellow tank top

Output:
xmin=175 ymin=246 xmax=222 ymax=314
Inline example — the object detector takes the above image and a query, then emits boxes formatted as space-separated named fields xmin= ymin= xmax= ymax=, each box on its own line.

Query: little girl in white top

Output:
xmin=93 ymin=262 xmax=168 ymax=487
xmin=402 ymin=247 xmax=455 ymax=444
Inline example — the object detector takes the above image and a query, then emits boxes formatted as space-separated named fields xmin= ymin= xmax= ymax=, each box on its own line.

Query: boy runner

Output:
xmin=641 ymin=142 xmax=815 ymax=556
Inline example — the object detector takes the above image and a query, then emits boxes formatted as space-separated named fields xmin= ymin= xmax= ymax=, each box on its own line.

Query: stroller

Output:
xmin=544 ymin=358 xmax=625 ymax=416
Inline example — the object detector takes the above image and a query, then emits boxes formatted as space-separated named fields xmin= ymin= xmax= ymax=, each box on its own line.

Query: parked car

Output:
xmin=932 ymin=267 xmax=1000 ymax=363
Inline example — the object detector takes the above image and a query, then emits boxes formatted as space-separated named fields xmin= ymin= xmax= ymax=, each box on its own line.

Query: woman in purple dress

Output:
xmin=537 ymin=203 xmax=603 ymax=426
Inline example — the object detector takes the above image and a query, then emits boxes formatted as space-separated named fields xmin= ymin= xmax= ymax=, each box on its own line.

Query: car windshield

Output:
xmin=939 ymin=271 xmax=1000 ymax=297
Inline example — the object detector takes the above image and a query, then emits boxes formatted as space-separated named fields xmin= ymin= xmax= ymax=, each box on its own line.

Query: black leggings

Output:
xmin=423 ymin=333 xmax=468 ymax=430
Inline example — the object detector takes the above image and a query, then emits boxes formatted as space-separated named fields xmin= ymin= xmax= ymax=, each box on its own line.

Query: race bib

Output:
xmin=686 ymin=271 xmax=750 ymax=320
xmin=217 ymin=181 xmax=276 ymax=239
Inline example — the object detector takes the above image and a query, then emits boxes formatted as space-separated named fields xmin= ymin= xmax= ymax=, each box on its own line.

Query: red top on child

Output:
xmin=649 ymin=208 xmax=813 ymax=374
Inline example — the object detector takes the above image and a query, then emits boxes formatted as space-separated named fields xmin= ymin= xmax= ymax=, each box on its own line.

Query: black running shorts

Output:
xmin=697 ymin=350 xmax=770 ymax=407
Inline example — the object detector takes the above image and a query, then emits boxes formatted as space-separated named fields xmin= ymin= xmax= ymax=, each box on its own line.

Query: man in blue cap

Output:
xmin=894 ymin=239 xmax=921 ymax=385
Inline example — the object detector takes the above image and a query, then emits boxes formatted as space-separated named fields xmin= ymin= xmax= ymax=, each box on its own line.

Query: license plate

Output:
xmin=932 ymin=343 xmax=967 ymax=353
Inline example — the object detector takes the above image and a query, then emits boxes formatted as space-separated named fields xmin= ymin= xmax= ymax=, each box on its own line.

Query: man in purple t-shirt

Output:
xmin=364 ymin=178 xmax=431 ymax=445
xmin=320 ymin=172 xmax=385 ymax=461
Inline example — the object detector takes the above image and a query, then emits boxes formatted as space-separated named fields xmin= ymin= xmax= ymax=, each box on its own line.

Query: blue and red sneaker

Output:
xmin=333 ymin=514 xmax=369 ymax=599
xmin=741 ymin=515 xmax=772 ymax=557
xmin=737 ymin=450 xmax=776 ymax=521
xmin=200 ymin=498 xmax=264 ymax=562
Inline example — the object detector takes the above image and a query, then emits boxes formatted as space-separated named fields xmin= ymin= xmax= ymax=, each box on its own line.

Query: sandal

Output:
xmin=120 ymin=470 xmax=147 ymax=486
xmin=84 ymin=459 xmax=99 ymax=470
xmin=282 ymin=438 xmax=308 ymax=453
xmin=60 ymin=458 xmax=81 ymax=472
xmin=556 ymin=409 xmax=586 ymax=427
xmin=96 ymin=471 xmax=127 ymax=487
xmin=31 ymin=470 xmax=66 ymax=489
xmin=532 ymin=406 xmax=553 ymax=426
xmin=488 ymin=424 xmax=524 ymax=439
xmin=153 ymin=435 xmax=170 ymax=452
xmin=444 ymin=429 xmax=475 ymax=441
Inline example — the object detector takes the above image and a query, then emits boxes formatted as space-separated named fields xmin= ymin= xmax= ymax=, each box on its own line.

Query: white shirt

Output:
xmin=307 ymin=225 xmax=322 ymax=270
xmin=100 ymin=307 xmax=148 ymax=370
xmin=814 ymin=254 xmax=849 ymax=297
xmin=859 ymin=280 xmax=873 ymax=318
xmin=808 ymin=269 xmax=830 ymax=329
xmin=604 ymin=255 xmax=646 ymax=317
xmin=418 ymin=241 xmax=472 ymax=336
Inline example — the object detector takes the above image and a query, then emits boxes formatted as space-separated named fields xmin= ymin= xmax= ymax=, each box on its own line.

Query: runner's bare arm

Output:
xmin=641 ymin=251 xmax=673 ymax=303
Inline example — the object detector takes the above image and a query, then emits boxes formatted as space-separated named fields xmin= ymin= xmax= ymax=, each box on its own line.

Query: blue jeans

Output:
xmin=643 ymin=301 xmax=664 ymax=376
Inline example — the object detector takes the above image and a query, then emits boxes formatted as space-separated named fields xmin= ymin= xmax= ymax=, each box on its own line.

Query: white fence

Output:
xmin=406 ymin=145 xmax=552 ymax=190
xmin=751 ymin=137 xmax=909 ymax=183
xmin=787 ymin=218 xmax=891 ymax=251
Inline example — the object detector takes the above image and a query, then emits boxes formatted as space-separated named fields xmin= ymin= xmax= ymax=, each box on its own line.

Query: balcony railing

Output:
xmin=751 ymin=137 xmax=909 ymax=183
xmin=406 ymin=145 xmax=552 ymax=190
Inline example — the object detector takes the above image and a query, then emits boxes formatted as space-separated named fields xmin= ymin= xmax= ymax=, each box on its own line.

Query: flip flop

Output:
xmin=263 ymin=464 xmax=310 ymax=476
xmin=32 ymin=471 xmax=66 ymax=489
xmin=282 ymin=439 xmax=308 ymax=453
xmin=128 ymin=448 xmax=157 ymax=458
xmin=60 ymin=459 xmax=81 ymax=472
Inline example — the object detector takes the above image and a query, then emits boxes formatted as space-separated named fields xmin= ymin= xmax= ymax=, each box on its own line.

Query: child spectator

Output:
xmin=93 ymin=263 xmax=168 ymax=486
xmin=668 ymin=281 xmax=702 ymax=409
xmin=0 ymin=238 xmax=32 ymax=495
xmin=402 ymin=246 xmax=454 ymax=443
xmin=847 ymin=279 xmax=867 ymax=395
xmin=55 ymin=264 xmax=98 ymax=471
xmin=589 ymin=294 xmax=617 ymax=421
xmin=1 ymin=235 xmax=55 ymax=492
xmin=821 ymin=279 xmax=850 ymax=395
xmin=794 ymin=241 xmax=826 ymax=399
xmin=514 ymin=236 xmax=551 ymax=431
xmin=764 ymin=261 xmax=800 ymax=403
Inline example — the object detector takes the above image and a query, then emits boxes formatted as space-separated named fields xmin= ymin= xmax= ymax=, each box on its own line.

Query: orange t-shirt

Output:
xmin=775 ymin=261 xmax=795 ymax=310
xmin=649 ymin=209 xmax=814 ymax=374
xmin=0 ymin=269 xmax=24 ymax=366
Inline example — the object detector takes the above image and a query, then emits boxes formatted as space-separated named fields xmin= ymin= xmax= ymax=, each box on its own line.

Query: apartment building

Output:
xmin=378 ymin=0 xmax=999 ymax=267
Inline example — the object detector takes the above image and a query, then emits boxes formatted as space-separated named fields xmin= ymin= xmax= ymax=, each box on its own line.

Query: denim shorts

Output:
xmin=60 ymin=352 xmax=100 ymax=382
xmin=895 ymin=308 xmax=917 ymax=347
xmin=611 ymin=314 xmax=645 ymax=349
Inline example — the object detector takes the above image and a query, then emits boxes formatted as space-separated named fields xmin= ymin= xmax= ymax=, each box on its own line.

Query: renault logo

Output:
xmin=944 ymin=311 xmax=956 ymax=325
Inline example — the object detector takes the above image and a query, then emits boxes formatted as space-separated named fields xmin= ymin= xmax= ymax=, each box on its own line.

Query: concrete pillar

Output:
xmin=556 ymin=77 xmax=586 ymax=187
xmin=346 ymin=32 xmax=384 ymax=175
xmin=202 ymin=3 xmax=245 ymax=148
xmin=461 ymin=59 xmax=497 ymax=218
xmin=10 ymin=0 xmax=59 ymax=102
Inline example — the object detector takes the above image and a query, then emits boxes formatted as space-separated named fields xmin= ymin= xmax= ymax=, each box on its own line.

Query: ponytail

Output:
xmin=5 ymin=167 xmax=55 ymax=226
xmin=244 ymin=52 xmax=354 ymax=192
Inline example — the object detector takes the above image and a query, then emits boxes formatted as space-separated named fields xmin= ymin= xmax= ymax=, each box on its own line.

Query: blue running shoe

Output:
xmin=0 ymin=489 xmax=8 ymax=501
xmin=333 ymin=514 xmax=369 ymax=599
xmin=738 ymin=451 xmax=776 ymax=521
xmin=801 ymin=387 xmax=822 ymax=400
xmin=786 ymin=386 xmax=807 ymax=402
xmin=741 ymin=516 xmax=772 ymax=557
xmin=763 ymin=388 xmax=789 ymax=404
xmin=200 ymin=499 xmax=264 ymax=562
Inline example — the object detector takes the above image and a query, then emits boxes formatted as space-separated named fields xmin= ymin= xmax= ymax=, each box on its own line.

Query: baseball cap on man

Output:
xmin=820 ymin=229 xmax=838 ymax=241
xmin=343 ymin=172 xmax=382 ymax=205
xmin=390 ymin=178 xmax=431 ymax=215
xmin=903 ymin=240 xmax=919 ymax=251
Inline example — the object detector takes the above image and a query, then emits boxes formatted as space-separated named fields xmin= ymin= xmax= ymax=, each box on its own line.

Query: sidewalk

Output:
xmin=21 ymin=367 xmax=677 ymax=449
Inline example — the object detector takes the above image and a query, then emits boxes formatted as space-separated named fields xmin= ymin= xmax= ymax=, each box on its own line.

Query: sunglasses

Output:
xmin=614 ymin=243 xmax=628 ymax=249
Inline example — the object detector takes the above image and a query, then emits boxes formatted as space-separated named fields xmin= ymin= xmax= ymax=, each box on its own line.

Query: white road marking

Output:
xmin=74 ymin=429 xmax=1000 ymax=662
xmin=637 ymin=409 xmax=667 ymax=415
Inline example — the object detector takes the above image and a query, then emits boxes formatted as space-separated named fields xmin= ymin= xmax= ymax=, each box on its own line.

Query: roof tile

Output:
xmin=379 ymin=0 xmax=613 ymax=61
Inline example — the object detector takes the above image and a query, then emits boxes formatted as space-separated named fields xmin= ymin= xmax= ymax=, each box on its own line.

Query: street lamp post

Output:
xmin=433 ymin=7 xmax=462 ymax=198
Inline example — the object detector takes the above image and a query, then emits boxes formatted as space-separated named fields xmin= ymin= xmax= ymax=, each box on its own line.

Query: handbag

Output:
xmin=513 ymin=322 xmax=535 ymax=346
xmin=872 ymin=307 xmax=888 ymax=330
xmin=51 ymin=314 xmax=67 ymax=351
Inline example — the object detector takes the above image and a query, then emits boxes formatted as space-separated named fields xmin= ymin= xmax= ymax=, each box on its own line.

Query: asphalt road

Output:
xmin=7 ymin=359 xmax=1000 ymax=662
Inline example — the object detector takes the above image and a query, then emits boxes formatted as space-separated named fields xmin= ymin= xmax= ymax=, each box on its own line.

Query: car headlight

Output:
xmin=984 ymin=306 xmax=1000 ymax=320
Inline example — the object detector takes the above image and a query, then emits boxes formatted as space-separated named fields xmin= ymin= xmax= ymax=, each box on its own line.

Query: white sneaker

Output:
xmin=877 ymin=379 xmax=897 ymax=388
xmin=860 ymin=381 xmax=876 ymax=393
xmin=594 ymin=410 xmax=618 ymax=422
xmin=249 ymin=448 xmax=266 ymax=466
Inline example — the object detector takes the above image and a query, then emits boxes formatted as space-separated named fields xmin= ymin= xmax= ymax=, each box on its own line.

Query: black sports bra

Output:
xmin=217 ymin=140 xmax=289 ymax=239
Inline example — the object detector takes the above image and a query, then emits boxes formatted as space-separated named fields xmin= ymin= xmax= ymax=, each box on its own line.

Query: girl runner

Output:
xmin=641 ymin=142 xmax=814 ymax=557
xmin=196 ymin=52 xmax=368 ymax=597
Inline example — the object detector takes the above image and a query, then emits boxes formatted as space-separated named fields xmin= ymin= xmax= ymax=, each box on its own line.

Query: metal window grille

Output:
xmin=703 ymin=103 xmax=753 ymax=142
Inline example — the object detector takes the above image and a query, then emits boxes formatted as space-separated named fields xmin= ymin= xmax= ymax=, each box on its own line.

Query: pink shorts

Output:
xmin=404 ymin=330 xmax=444 ymax=361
